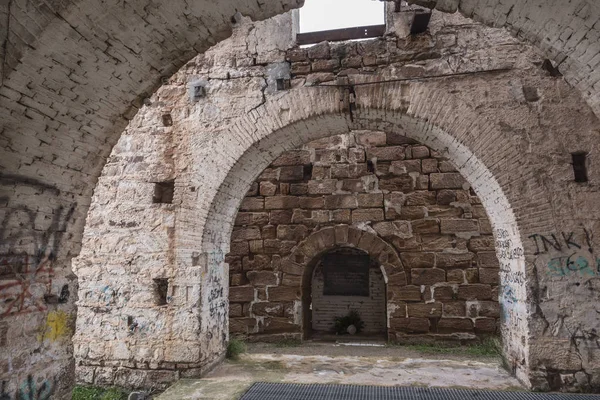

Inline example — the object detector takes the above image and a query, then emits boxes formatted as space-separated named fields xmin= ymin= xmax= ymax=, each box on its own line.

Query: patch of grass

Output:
xmin=388 ymin=337 xmax=501 ymax=357
xmin=72 ymin=386 xmax=128 ymax=400
xmin=274 ymin=338 xmax=302 ymax=348
xmin=227 ymin=338 xmax=247 ymax=360
xmin=262 ymin=361 xmax=285 ymax=370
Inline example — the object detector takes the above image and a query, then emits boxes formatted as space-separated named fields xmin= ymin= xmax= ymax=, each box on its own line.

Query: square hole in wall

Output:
xmin=0 ymin=322 xmax=7 ymax=347
xmin=572 ymin=152 xmax=588 ymax=183
xmin=162 ymin=113 xmax=173 ymax=127
xmin=154 ymin=278 xmax=169 ymax=306
xmin=153 ymin=181 xmax=175 ymax=204
xmin=276 ymin=78 xmax=291 ymax=91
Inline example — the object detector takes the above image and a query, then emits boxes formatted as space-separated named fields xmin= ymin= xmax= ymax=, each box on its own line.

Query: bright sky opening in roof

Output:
xmin=299 ymin=0 xmax=385 ymax=33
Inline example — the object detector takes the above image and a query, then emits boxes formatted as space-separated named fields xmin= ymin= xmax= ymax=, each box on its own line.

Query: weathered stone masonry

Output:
xmin=228 ymin=133 xmax=501 ymax=341
xmin=2 ymin=0 xmax=600 ymax=396
xmin=74 ymin=6 xmax=600 ymax=395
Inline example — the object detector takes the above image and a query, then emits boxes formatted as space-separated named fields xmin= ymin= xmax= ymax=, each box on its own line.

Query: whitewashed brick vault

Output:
xmin=1 ymin=0 xmax=600 ymax=398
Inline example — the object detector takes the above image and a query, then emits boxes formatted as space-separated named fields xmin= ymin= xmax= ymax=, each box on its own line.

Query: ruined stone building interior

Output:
xmin=1 ymin=0 xmax=600 ymax=398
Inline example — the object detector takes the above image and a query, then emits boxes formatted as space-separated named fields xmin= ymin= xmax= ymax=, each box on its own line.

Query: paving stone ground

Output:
xmin=156 ymin=342 xmax=522 ymax=400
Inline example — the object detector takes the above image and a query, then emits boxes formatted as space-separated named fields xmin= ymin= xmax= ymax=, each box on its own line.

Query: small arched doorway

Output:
xmin=304 ymin=247 xmax=387 ymax=340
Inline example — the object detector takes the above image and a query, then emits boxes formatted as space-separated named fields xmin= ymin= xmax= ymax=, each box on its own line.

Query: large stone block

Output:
xmin=298 ymin=197 xmax=325 ymax=209
xmin=435 ymin=252 xmax=474 ymax=269
xmin=240 ymin=198 xmax=264 ymax=211
xmin=230 ymin=318 xmax=257 ymax=334
xmin=356 ymin=131 xmax=387 ymax=147
xmin=265 ymin=196 xmax=300 ymax=209
xmin=405 ymin=191 xmax=436 ymax=205
xmin=272 ymin=150 xmax=312 ymax=167
xmin=390 ymin=317 xmax=430 ymax=333
xmin=277 ymin=225 xmax=309 ymax=241
xmin=247 ymin=271 xmax=278 ymax=286
xmin=390 ymin=285 xmax=422 ymax=302
xmin=440 ymin=219 xmax=479 ymax=234
xmin=268 ymin=286 xmax=301 ymax=301
xmin=308 ymin=179 xmax=337 ymax=194
xmin=407 ymin=302 xmax=443 ymax=318
xmin=270 ymin=210 xmax=293 ymax=225
xmin=411 ymin=268 xmax=446 ymax=285
xmin=259 ymin=181 xmax=278 ymax=196
xmin=279 ymin=166 xmax=305 ymax=181
xmin=391 ymin=160 xmax=422 ymax=174
xmin=341 ymin=179 xmax=365 ymax=192
xmin=324 ymin=194 xmax=358 ymax=209
xmin=458 ymin=284 xmax=492 ymax=300
xmin=357 ymin=193 xmax=383 ymax=207
xmin=229 ymin=286 xmax=255 ymax=302
xmin=235 ymin=212 xmax=270 ymax=226
xmin=379 ymin=176 xmax=414 ymax=192
xmin=468 ymin=237 xmax=495 ymax=252
xmin=437 ymin=318 xmax=473 ymax=332
xmin=263 ymin=317 xmax=299 ymax=333
xmin=479 ymin=268 xmax=500 ymax=284
xmin=367 ymin=146 xmax=407 ymax=161
xmin=373 ymin=221 xmax=412 ymax=238
xmin=231 ymin=226 xmax=262 ymax=241
xmin=243 ymin=254 xmax=272 ymax=270
xmin=411 ymin=219 xmax=440 ymax=233
xmin=252 ymin=302 xmax=284 ymax=317
xmin=430 ymin=173 xmax=466 ymax=189
xmin=352 ymin=208 xmax=384 ymax=222
xmin=400 ymin=252 xmax=435 ymax=268
xmin=443 ymin=302 xmax=466 ymax=317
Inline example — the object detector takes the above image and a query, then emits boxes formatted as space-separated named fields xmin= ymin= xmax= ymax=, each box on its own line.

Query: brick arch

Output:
xmin=286 ymin=225 xmax=403 ymax=338
xmin=0 ymin=1 xmax=303 ymax=396
xmin=198 ymin=82 xmax=535 ymax=384
xmin=1 ymin=0 xmax=599 ymax=393
xmin=407 ymin=0 xmax=600 ymax=118
xmin=288 ymin=224 xmax=404 ymax=288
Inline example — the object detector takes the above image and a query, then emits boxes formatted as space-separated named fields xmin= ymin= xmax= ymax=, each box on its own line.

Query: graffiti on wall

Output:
xmin=0 ymin=174 xmax=75 ymax=316
xmin=528 ymin=229 xmax=598 ymax=278
xmin=0 ymin=375 xmax=55 ymax=400
xmin=37 ymin=310 xmax=72 ymax=342
xmin=495 ymin=228 xmax=526 ymax=344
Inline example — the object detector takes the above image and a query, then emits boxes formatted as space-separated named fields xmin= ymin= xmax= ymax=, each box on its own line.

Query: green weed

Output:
xmin=227 ymin=338 xmax=247 ymax=360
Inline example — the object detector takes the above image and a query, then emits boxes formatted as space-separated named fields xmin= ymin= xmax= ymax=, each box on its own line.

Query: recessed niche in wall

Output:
xmin=303 ymin=164 xmax=313 ymax=180
xmin=162 ymin=113 xmax=173 ymax=127
xmin=0 ymin=322 xmax=7 ymax=347
xmin=572 ymin=152 xmax=588 ymax=183
xmin=153 ymin=181 xmax=175 ymax=204
xmin=154 ymin=278 xmax=169 ymax=306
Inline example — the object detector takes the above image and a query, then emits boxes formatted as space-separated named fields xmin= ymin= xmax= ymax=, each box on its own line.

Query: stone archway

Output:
xmin=70 ymin=8 xmax=600 ymax=394
xmin=288 ymin=225 xmax=401 ymax=340
xmin=195 ymin=78 xmax=599 ymax=389
xmin=2 ymin=0 xmax=600 ymax=395
xmin=198 ymin=84 xmax=532 ymax=384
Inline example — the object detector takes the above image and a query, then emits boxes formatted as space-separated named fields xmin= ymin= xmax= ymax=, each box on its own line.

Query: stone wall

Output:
xmin=75 ymin=7 xmax=600 ymax=393
xmin=228 ymin=132 xmax=500 ymax=341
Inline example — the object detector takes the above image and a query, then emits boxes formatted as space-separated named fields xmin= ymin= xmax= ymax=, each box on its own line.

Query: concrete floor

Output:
xmin=156 ymin=342 xmax=523 ymax=400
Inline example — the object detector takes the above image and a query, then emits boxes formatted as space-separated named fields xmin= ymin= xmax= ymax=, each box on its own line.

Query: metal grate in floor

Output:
xmin=240 ymin=383 xmax=600 ymax=400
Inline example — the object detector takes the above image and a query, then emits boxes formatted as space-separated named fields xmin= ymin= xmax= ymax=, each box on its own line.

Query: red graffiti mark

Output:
xmin=0 ymin=254 xmax=54 ymax=317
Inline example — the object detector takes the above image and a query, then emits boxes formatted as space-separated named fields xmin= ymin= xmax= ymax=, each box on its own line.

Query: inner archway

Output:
xmin=226 ymin=131 xmax=502 ymax=347
xmin=309 ymin=247 xmax=387 ymax=340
